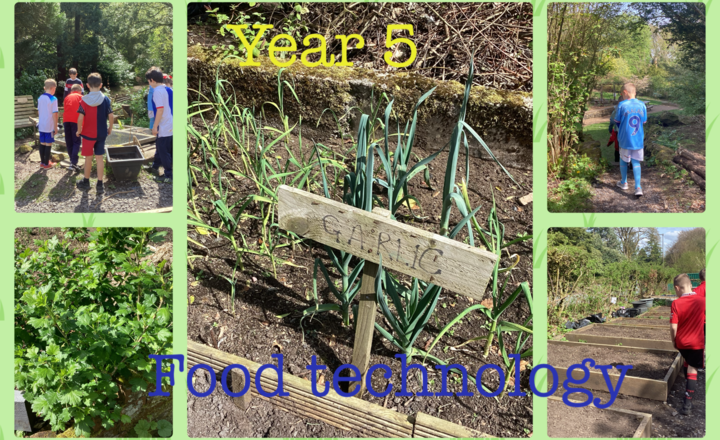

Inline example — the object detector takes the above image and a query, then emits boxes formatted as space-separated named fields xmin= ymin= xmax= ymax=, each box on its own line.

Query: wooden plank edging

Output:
xmin=187 ymin=341 xmax=488 ymax=438
xmin=547 ymin=396 xmax=652 ymax=438
xmin=566 ymin=325 xmax=675 ymax=351
xmin=548 ymin=340 xmax=680 ymax=401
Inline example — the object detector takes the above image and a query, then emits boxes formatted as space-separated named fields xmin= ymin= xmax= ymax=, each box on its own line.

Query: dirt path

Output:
xmin=589 ymin=164 xmax=704 ymax=213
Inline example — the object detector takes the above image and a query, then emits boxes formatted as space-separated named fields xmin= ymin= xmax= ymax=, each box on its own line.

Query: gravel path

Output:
xmin=14 ymin=143 xmax=172 ymax=213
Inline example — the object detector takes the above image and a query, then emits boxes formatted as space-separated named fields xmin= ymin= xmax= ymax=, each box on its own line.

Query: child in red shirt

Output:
xmin=671 ymin=273 xmax=706 ymax=415
xmin=62 ymin=84 xmax=83 ymax=172
xmin=695 ymin=268 xmax=706 ymax=298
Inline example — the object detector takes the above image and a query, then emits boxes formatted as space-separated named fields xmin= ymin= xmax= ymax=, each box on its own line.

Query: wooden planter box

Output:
xmin=547 ymin=396 xmax=652 ymax=438
xmin=564 ymin=323 xmax=675 ymax=351
xmin=187 ymin=341 xmax=490 ymax=438
xmin=603 ymin=318 xmax=668 ymax=328
xmin=548 ymin=340 xmax=683 ymax=401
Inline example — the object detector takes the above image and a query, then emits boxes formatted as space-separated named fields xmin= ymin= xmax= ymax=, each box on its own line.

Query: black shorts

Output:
xmin=679 ymin=349 xmax=704 ymax=369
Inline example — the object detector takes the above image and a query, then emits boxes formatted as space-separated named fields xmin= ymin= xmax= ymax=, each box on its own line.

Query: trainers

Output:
xmin=617 ymin=181 xmax=629 ymax=190
xmin=48 ymin=161 xmax=56 ymax=167
xmin=76 ymin=178 xmax=91 ymax=191
xmin=154 ymin=175 xmax=172 ymax=184
xmin=143 ymin=164 xmax=160 ymax=175
xmin=680 ymin=398 xmax=693 ymax=415
xmin=635 ymin=187 xmax=643 ymax=197
xmin=40 ymin=163 xmax=51 ymax=170
xmin=96 ymin=181 xmax=105 ymax=194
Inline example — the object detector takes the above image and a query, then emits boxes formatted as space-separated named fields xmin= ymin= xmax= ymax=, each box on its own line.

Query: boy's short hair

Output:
xmin=71 ymin=84 xmax=82 ymax=92
xmin=69 ymin=68 xmax=77 ymax=75
xmin=622 ymin=83 xmax=637 ymax=95
xmin=700 ymin=268 xmax=706 ymax=281
xmin=87 ymin=72 xmax=102 ymax=88
xmin=145 ymin=66 xmax=164 ymax=83
xmin=44 ymin=78 xmax=57 ymax=90
xmin=674 ymin=273 xmax=692 ymax=290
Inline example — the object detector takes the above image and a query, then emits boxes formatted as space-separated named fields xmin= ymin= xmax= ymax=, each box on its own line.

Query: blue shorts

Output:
xmin=39 ymin=132 xmax=54 ymax=144
xmin=81 ymin=137 xmax=107 ymax=157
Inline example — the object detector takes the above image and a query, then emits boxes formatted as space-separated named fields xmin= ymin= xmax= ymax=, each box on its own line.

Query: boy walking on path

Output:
xmin=671 ymin=273 xmax=706 ymax=415
xmin=63 ymin=68 xmax=84 ymax=99
xmin=613 ymin=83 xmax=647 ymax=197
xmin=76 ymin=73 xmax=113 ymax=194
xmin=37 ymin=78 xmax=59 ymax=169
xmin=146 ymin=67 xmax=173 ymax=183
xmin=62 ymin=84 xmax=84 ymax=172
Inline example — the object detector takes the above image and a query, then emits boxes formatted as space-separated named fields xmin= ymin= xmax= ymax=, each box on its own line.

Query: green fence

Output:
xmin=667 ymin=272 xmax=701 ymax=291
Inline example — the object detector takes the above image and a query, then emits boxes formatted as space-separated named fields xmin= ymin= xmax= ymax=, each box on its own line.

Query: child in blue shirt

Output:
xmin=613 ymin=83 xmax=647 ymax=197
xmin=37 ymin=78 xmax=59 ymax=169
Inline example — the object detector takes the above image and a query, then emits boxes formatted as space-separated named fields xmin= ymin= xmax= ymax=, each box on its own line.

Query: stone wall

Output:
xmin=187 ymin=45 xmax=533 ymax=170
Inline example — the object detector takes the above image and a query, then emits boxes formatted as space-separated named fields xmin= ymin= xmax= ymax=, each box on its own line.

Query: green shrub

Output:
xmin=558 ymin=152 xmax=606 ymax=181
xmin=14 ymin=228 xmax=172 ymax=436
xmin=97 ymin=51 xmax=134 ymax=88
xmin=116 ymin=87 xmax=151 ymax=128
xmin=548 ymin=177 xmax=594 ymax=212
xmin=15 ymin=70 xmax=57 ymax=105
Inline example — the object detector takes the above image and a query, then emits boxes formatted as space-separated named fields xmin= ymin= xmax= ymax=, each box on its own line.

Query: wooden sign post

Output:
xmin=278 ymin=185 xmax=498 ymax=392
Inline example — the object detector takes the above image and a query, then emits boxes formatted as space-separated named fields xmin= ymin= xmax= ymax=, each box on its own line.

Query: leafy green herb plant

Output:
xmin=14 ymin=228 xmax=173 ymax=437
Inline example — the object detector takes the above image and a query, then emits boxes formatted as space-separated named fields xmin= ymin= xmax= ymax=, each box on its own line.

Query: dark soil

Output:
xmin=547 ymin=399 xmax=644 ymax=438
xmin=609 ymin=319 xmax=669 ymax=327
xmin=551 ymin=368 xmax=706 ymax=437
xmin=187 ymin=368 xmax=343 ymax=438
xmin=578 ymin=326 xmax=669 ymax=341
xmin=548 ymin=342 xmax=677 ymax=380
xmin=187 ymin=118 xmax=533 ymax=435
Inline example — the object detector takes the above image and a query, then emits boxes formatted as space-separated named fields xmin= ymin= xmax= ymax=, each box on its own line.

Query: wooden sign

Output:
xmin=15 ymin=390 xmax=32 ymax=432
xmin=278 ymin=186 xmax=498 ymax=301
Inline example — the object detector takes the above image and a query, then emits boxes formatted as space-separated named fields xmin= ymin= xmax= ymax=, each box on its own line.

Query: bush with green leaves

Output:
xmin=14 ymin=228 xmax=173 ymax=437
xmin=15 ymin=69 xmax=58 ymax=105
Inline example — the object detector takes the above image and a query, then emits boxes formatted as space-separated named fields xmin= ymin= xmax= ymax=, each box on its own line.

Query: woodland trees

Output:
xmin=547 ymin=227 xmax=704 ymax=325
xmin=15 ymin=3 xmax=172 ymax=101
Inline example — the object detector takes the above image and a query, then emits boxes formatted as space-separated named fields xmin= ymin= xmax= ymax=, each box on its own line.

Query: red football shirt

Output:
xmin=670 ymin=292 xmax=705 ymax=349
xmin=694 ymin=281 xmax=706 ymax=298
xmin=63 ymin=92 xmax=83 ymax=124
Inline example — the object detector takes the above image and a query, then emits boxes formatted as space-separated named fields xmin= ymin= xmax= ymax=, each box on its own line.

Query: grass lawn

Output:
xmin=584 ymin=122 xmax=615 ymax=162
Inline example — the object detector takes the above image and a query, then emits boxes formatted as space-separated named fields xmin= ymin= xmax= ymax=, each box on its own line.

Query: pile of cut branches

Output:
xmin=195 ymin=2 xmax=532 ymax=91
xmin=673 ymin=148 xmax=706 ymax=190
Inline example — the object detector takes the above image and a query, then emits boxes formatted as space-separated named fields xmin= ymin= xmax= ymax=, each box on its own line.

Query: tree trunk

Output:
xmin=673 ymin=155 xmax=705 ymax=178
xmin=72 ymin=10 xmax=80 ymax=68
xmin=57 ymin=42 xmax=66 ymax=81
xmin=690 ymin=171 xmax=706 ymax=190
xmin=678 ymin=148 xmax=705 ymax=164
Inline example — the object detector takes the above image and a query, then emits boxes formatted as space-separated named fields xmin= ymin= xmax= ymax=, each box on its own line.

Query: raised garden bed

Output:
xmin=565 ymin=323 xmax=674 ymax=350
xmin=187 ymin=341 xmax=490 ymax=438
xmin=637 ymin=314 xmax=670 ymax=320
xmin=548 ymin=340 xmax=683 ymax=401
xmin=547 ymin=396 xmax=652 ymax=438
xmin=604 ymin=319 xmax=669 ymax=328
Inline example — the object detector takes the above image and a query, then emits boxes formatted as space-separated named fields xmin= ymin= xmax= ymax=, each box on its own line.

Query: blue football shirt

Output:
xmin=613 ymin=98 xmax=647 ymax=151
